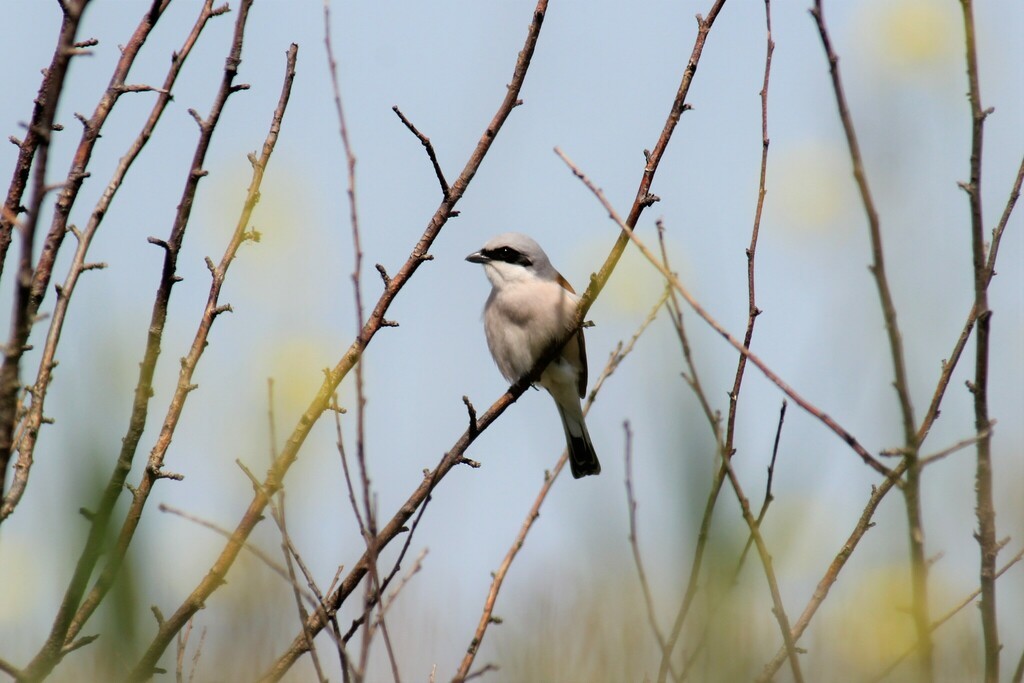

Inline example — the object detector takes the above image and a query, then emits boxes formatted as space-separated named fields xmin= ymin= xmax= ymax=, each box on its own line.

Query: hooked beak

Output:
xmin=465 ymin=250 xmax=489 ymax=264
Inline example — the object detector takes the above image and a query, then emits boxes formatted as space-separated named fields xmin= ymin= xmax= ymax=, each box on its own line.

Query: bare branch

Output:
xmin=393 ymin=105 xmax=449 ymax=198
xmin=956 ymin=2 xmax=1001 ymax=678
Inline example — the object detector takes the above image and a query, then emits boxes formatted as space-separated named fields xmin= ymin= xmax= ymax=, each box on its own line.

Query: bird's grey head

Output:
xmin=465 ymin=232 xmax=557 ymax=288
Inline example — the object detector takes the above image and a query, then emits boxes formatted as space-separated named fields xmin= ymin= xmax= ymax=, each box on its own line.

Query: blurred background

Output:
xmin=0 ymin=0 xmax=1021 ymax=681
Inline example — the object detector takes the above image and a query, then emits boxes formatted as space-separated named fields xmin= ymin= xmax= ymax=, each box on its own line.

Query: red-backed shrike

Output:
xmin=466 ymin=233 xmax=600 ymax=478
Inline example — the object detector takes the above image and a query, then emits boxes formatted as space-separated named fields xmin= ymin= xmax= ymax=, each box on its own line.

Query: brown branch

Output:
xmin=2 ymin=0 xmax=222 ymax=522
xmin=0 ymin=0 xmax=90 ymax=518
xmin=257 ymin=0 xmax=719 ymax=676
xmin=452 ymin=292 xmax=667 ymax=683
xmin=920 ymin=425 xmax=993 ymax=468
xmin=0 ymin=0 xmax=89 ymax=279
xmin=15 ymin=4 xmax=244 ymax=679
xmin=916 ymin=153 xmax=1023 ymax=444
xmin=957 ymin=3 xmax=1000 ymax=680
xmin=116 ymin=42 xmax=296 ymax=683
xmin=77 ymin=32 xmax=287 ymax=660
xmin=723 ymin=0 xmax=774 ymax=474
xmin=392 ymin=105 xmax=449 ymax=198
xmin=265 ymin=381 xmax=328 ymax=683
xmin=656 ymin=224 xmax=732 ymax=678
xmin=573 ymin=2 xmax=726 ymax=332
xmin=658 ymin=222 xmax=720 ymax=440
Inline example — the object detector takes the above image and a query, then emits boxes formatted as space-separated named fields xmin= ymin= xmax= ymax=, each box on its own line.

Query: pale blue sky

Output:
xmin=1 ymin=1 xmax=1022 ymax=679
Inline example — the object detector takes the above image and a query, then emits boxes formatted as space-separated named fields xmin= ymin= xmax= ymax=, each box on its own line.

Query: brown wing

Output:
xmin=556 ymin=272 xmax=576 ymax=294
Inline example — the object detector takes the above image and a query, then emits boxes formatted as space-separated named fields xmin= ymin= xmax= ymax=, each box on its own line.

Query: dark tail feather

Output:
xmin=557 ymin=406 xmax=600 ymax=478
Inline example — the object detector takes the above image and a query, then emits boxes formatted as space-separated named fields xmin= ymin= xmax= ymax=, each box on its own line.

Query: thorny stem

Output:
xmin=0 ymin=0 xmax=90 ymax=521
xmin=2 ymin=0 xmax=222 ymax=522
xmin=958 ymin=1 xmax=1000 ymax=680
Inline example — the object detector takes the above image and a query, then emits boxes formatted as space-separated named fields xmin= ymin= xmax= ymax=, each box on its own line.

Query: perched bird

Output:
xmin=466 ymin=232 xmax=600 ymax=478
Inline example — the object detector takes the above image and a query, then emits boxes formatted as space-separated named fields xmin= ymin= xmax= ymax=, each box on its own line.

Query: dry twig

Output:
xmin=956 ymin=2 xmax=1000 ymax=679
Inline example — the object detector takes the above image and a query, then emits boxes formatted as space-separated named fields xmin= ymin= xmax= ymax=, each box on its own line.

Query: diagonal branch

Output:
xmin=0 ymin=0 xmax=90 ymax=520
xmin=60 ymin=5 xmax=269 ymax=660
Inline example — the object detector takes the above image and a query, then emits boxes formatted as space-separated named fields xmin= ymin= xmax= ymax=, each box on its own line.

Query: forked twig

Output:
xmin=956 ymin=1 xmax=1000 ymax=678
xmin=393 ymin=105 xmax=449 ymax=198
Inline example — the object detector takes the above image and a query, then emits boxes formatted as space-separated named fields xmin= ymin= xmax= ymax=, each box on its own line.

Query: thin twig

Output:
xmin=734 ymin=399 xmax=786 ymax=577
xmin=2 ymin=0 xmax=222 ymax=519
xmin=920 ymin=425 xmax=994 ymax=468
xmin=324 ymin=2 xmax=398 ymax=677
xmin=916 ymin=154 xmax=1023 ymax=444
xmin=265 ymin=1 xmax=721 ymax=676
xmin=3 ymin=0 xmax=182 ymax=520
xmin=957 ymin=2 xmax=1000 ymax=680
xmin=624 ymin=421 xmax=679 ymax=681
xmin=265 ymin=380 xmax=327 ymax=683
xmin=145 ymin=3 xmax=553 ymax=679
xmin=175 ymin=617 xmax=194 ymax=683
xmin=15 ymin=5 xmax=243 ymax=680
xmin=392 ymin=105 xmax=449 ymax=197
